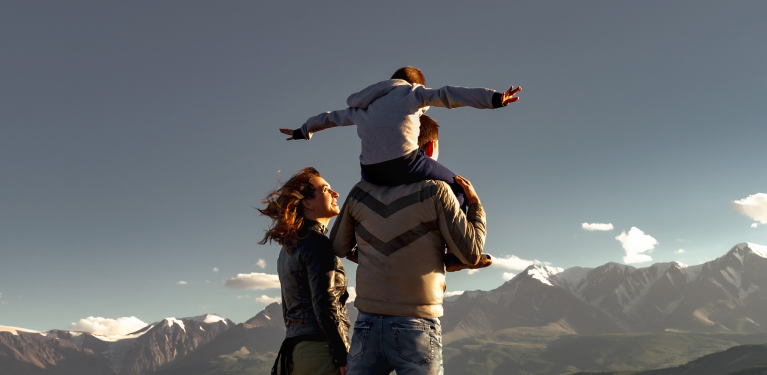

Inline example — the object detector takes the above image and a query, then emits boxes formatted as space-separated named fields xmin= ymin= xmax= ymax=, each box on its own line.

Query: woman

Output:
xmin=259 ymin=167 xmax=350 ymax=375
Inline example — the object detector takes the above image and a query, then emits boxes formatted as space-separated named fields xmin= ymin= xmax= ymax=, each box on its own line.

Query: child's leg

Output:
xmin=406 ymin=150 xmax=466 ymax=208
xmin=360 ymin=150 xmax=466 ymax=208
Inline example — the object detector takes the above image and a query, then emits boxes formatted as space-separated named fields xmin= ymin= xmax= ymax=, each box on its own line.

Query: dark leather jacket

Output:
xmin=277 ymin=220 xmax=351 ymax=366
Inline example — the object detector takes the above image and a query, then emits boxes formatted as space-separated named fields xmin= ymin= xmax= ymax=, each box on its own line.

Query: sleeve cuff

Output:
xmin=293 ymin=128 xmax=306 ymax=140
xmin=492 ymin=92 xmax=503 ymax=108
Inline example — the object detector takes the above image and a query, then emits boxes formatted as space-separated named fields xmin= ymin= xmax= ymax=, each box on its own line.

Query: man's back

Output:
xmin=330 ymin=179 xmax=487 ymax=318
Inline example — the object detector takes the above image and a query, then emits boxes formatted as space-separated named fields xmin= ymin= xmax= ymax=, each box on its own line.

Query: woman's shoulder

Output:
xmin=296 ymin=231 xmax=334 ymax=255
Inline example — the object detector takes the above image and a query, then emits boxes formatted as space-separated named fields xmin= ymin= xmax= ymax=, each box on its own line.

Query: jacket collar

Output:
xmin=301 ymin=219 xmax=327 ymax=236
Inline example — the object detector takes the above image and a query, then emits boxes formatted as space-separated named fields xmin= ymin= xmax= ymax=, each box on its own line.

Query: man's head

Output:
xmin=418 ymin=114 xmax=439 ymax=160
xmin=391 ymin=66 xmax=425 ymax=86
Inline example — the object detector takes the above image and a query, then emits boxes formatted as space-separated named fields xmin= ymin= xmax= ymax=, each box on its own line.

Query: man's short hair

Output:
xmin=391 ymin=66 xmax=425 ymax=86
xmin=418 ymin=114 xmax=439 ymax=149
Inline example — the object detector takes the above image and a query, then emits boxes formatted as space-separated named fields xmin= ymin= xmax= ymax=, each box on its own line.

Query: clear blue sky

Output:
xmin=2 ymin=0 xmax=766 ymax=331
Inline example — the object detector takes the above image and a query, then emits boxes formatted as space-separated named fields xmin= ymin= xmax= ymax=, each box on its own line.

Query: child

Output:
xmin=280 ymin=66 xmax=521 ymax=207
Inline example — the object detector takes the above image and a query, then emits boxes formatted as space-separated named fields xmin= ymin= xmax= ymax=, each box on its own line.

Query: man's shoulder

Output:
xmin=354 ymin=179 xmax=449 ymax=192
xmin=348 ymin=180 xmax=451 ymax=207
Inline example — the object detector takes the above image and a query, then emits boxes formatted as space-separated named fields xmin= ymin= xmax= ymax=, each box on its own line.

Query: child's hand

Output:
xmin=502 ymin=86 xmax=522 ymax=106
xmin=279 ymin=128 xmax=296 ymax=140
xmin=455 ymin=175 xmax=480 ymax=205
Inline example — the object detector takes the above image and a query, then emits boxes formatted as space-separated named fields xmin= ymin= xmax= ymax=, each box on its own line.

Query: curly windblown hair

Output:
xmin=258 ymin=167 xmax=320 ymax=250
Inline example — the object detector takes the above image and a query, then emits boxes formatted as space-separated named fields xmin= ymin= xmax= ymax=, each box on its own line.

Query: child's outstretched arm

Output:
xmin=280 ymin=107 xmax=359 ymax=141
xmin=413 ymin=84 xmax=522 ymax=110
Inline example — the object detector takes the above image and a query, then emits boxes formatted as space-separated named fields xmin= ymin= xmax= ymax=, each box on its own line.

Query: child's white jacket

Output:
xmin=297 ymin=79 xmax=502 ymax=165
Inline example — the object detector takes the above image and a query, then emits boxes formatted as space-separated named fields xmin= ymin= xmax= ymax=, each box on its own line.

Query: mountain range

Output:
xmin=2 ymin=242 xmax=766 ymax=375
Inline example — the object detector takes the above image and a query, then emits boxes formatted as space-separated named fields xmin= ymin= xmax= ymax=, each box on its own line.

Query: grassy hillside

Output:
xmin=443 ymin=327 xmax=743 ymax=375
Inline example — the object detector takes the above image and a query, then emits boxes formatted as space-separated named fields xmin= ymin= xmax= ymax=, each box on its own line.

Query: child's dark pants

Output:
xmin=360 ymin=149 xmax=466 ymax=208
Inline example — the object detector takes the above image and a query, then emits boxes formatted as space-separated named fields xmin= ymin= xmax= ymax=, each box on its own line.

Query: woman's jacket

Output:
xmin=277 ymin=220 xmax=351 ymax=366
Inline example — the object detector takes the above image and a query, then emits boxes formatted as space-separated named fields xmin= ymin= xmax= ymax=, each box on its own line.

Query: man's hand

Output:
xmin=339 ymin=365 xmax=347 ymax=375
xmin=501 ymin=86 xmax=521 ymax=106
xmin=445 ymin=253 xmax=493 ymax=272
xmin=279 ymin=128 xmax=296 ymax=140
xmin=455 ymin=175 xmax=480 ymax=205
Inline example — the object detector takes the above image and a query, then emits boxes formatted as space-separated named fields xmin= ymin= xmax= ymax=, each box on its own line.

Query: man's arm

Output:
xmin=279 ymin=107 xmax=358 ymax=141
xmin=413 ymin=85 xmax=521 ymax=110
xmin=329 ymin=191 xmax=357 ymax=259
xmin=434 ymin=179 xmax=487 ymax=266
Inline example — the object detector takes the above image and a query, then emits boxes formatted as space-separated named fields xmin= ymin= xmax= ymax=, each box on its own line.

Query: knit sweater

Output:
xmin=296 ymin=79 xmax=503 ymax=165
xmin=329 ymin=180 xmax=487 ymax=317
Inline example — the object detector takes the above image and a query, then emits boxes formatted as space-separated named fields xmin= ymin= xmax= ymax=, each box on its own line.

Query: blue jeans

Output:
xmin=347 ymin=311 xmax=443 ymax=375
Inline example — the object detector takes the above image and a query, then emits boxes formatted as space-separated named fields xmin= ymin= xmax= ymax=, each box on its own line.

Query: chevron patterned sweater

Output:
xmin=329 ymin=180 xmax=487 ymax=317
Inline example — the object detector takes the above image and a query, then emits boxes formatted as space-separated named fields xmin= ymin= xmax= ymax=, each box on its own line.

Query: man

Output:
xmin=329 ymin=114 xmax=490 ymax=375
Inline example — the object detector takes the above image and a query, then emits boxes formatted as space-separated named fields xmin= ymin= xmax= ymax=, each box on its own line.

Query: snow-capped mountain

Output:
xmin=443 ymin=243 xmax=767 ymax=338
xmin=0 ymin=314 xmax=234 ymax=374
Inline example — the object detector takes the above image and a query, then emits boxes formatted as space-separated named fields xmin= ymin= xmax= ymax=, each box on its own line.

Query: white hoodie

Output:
xmin=298 ymin=79 xmax=501 ymax=165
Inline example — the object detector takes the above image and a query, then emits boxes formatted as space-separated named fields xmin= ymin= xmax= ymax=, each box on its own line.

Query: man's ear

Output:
xmin=424 ymin=141 xmax=435 ymax=158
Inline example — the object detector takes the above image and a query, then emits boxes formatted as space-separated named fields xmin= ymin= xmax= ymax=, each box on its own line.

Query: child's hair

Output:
xmin=418 ymin=114 xmax=440 ymax=149
xmin=258 ymin=167 xmax=320 ymax=251
xmin=391 ymin=66 xmax=425 ymax=85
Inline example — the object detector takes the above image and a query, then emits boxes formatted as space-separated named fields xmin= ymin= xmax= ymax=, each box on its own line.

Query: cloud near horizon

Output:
xmin=616 ymin=227 xmax=658 ymax=264
xmin=224 ymin=272 xmax=280 ymax=290
xmin=444 ymin=291 xmax=464 ymax=298
xmin=467 ymin=269 xmax=479 ymax=275
xmin=177 ymin=281 xmax=187 ymax=285
xmin=582 ymin=223 xmax=614 ymax=231
xmin=347 ymin=286 xmax=357 ymax=303
xmin=255 ymin=295 xmax=281 ymax=305
xmin=492 ymin=255 xmax=550 ymax=270
xmin=255 ymin=259 xmax=267 ymax=269
xmin=731 ymin=193 xmax=767 ymax=224
xmin=70 ymin=316 xmax=147 ymax=336
xmin=502 ymin=272 xmax=516 ymax=281
xmin=675 ymin=249 xmax=685 ymax=254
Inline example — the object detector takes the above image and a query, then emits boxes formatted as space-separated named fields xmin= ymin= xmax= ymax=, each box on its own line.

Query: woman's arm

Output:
xmin=303 ymin=237 xmax=350 ymax=368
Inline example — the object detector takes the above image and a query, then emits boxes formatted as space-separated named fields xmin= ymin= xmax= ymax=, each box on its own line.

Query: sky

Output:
xmin=1 ymin=0 xmax=766 ymax=333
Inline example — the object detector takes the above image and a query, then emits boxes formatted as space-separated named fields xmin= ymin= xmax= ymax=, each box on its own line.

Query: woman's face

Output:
xmin=303 ymin=176 xmax=340 ymax=221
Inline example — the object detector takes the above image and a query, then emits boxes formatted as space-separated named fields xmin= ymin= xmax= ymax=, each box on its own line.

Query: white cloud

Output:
xmin=213 ymin=267 xmax=219 ymax=273
xmin=70 ymin=316 xmax=147 ymax=336
xmin=467 ymin=269 xmax=479 ymax=275
xmin=752 ymin=223 xmax=759 ymax=228
xmin=347 ymin=287 xmax=357 ymax=303
xmin=255 ymin=295 xmax=281 ymax=305
xmin=731 ymin=193 xmax=767 ymax=224
xmin=615 ymin=227 xmax=658 ymax=264
xmin=255 ymin=259 xmax=267 ymax=269
xmin=444 ymin=291 xmax=465 ymax=298
xmin=224 ymin=272 xmax=280 ymax=290
xmin=502 ymin=272 xmax=516 ymax=281
xmin=582 ymin=223 xmax=614 ymax=231
xmin=675 ymin=249 xmax=685 ymax=254
xmin=492 ymin=255 xmax=550 ymax=270
xmin=236 ymin=295 xmax=251 ymax=299
xmin=177 ymin=281 xmax=188 ymax=285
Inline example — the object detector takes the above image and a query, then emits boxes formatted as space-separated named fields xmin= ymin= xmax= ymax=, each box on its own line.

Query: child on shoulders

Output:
xmin=280 ymin=66 xmax=521 ymax=208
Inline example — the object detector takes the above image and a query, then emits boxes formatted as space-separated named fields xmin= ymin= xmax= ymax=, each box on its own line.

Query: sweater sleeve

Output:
xmin=303 ymin=239 xmax=351 ymax=367
xmin=434 ymin=182 xmax=487 ymax=265
xmin=329 ymin=190 xmax=357 ymax=258
xmin=413 ymin=85 xmax=500 ymax=110
xmin=297 ymin=107 xmax=358 ymax=140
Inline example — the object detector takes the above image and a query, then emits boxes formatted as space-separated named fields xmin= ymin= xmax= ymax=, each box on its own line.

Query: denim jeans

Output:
xmin=347 ymin=311 xmax=443 ymax=375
